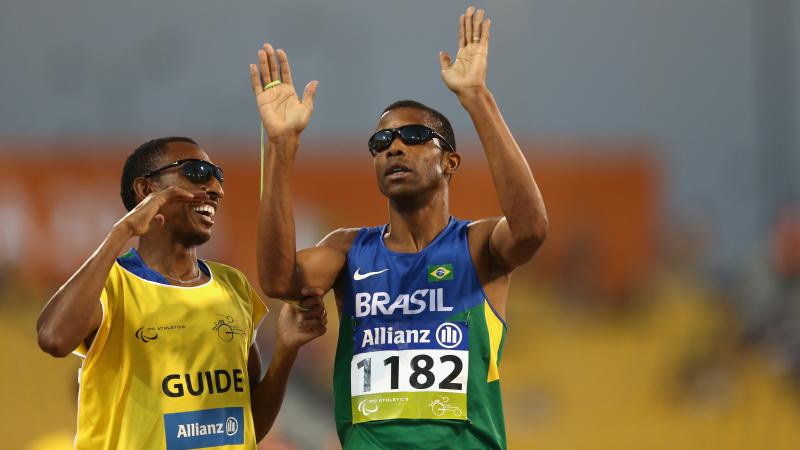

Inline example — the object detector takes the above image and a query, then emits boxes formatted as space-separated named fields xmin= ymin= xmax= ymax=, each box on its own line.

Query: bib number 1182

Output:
xmin=351 ymin=350 xmax=467 ymax=395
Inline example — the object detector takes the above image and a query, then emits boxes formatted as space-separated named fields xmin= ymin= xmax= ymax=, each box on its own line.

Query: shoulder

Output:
xmin=317 ymin=227 xmax=362 ymax=253
xmin=466 ymin=217 xmax=503 ymax=242
xmin=204 ymin=260 xmax=250 ymax=288
xmin=103 ymin=261 xmax=128 ymax=293
xmin=204 ymin=260 xmax=241 ymax=276
xmin=466 ymin=217 xmax=511 ymax=277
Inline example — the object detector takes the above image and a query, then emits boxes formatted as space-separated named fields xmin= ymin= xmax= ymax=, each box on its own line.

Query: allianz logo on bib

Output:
xmin=355 ymin=288 xmax=452 ymax=317
xmin=164 ymin=407 xmax=244 ymax=450
xmin=355 ymin=321 xmax=468 ymax=353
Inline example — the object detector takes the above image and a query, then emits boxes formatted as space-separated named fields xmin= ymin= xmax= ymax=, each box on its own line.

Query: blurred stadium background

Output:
xmin=2 ymin=0 xmax=799 ymax=449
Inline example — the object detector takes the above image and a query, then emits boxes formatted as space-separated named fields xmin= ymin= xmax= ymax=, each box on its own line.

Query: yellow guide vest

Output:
xmin=73 ymin=260 xmax=268 ymax=450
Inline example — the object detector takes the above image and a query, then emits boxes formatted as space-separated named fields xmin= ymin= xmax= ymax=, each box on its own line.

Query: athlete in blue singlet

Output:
xmin=250 ymin=6 xmax=548 ymax=449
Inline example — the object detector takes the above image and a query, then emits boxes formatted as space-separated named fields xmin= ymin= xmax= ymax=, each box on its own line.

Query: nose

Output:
xmin=385 ymin=145 xmax=406 ymax=158
xmin=205 ymin=177 xmax=224 ymax=199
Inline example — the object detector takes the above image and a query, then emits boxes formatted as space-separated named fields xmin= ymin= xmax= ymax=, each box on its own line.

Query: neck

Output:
xmin=137 ymin=231 xmax=200 ymax=280
xmin=385 ymin=188 xmax=450 ymax=252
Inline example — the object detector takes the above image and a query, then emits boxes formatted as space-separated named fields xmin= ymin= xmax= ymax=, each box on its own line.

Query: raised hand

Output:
xmin=249 ymin=43 xmax=319 ymax=140
xmin=276 ymin=287 xmax=328 ymax=351
xmin=114 ymin=186 xmax=206 ymax=237
xmin=438 ymin=6 xmax=491 ymax=96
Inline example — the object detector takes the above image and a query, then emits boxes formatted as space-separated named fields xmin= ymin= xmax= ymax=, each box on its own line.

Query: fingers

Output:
xmin=461 ymin=7 xmax=488 ymax=46
xmin=249 ymin=64 xmax=262 ymax=96
xmin=144 ymin=186 xmax=191 ymax=208
xmin=287 ymin=286 xmax=326 ymax=311
xmin=301 ymin=286 xmax=324 ymax=297
xmin=301 ymin=80 xmax=318 ymax=107
xmin=161 ymin=186 xmax=207 ymax=204
xmin=464 ymin=7 xmax=474 ymax=46
xmin=473 ymin=8 xmax=484 ymax=42
xmin=297 ymin=288 xmax=325 ymax=311
xmin=285 ymin=292 xmax=328 ymax=335
xmin=299 ymin=313 xmax=327 ymax=328
xmin=297 ymin=297 xmax=324 ymax=313
xmin=300 ymin=323 xmax=328 ymax=339
xmin=277 ymin=49 xmax=293 ymax=85
xmin=263 ymin=44 xmax=280 ymax=84
xmin=257 ymin=48 xmax=271 ymax=87
xmin=163 ymin=185 xmax=194 ymax=199
xmin=298 ymin=304 xmax=328 ymax=330
xmin=458 ymin=14 xmax=466 ymax=48
xmin=439 ymin=51 xmax=452 ymax=73
xmin=252 ymin=44 xmax=298 ymax=95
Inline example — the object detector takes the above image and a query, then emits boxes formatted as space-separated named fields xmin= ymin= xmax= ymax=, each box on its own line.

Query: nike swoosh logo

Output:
xmin=353 ymin=268 xmax=389 ymax=281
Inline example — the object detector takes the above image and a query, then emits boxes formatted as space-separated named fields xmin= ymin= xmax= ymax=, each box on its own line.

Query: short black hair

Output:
xmin=120 ymin=136 xmax=197 ymax=211
xmin=382 ymin=100 xmax=456 ymax=152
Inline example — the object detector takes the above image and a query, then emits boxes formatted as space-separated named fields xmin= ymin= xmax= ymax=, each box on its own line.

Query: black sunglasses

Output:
xmin=368 ymin=124 xmax=455 ymax=156
xmin=143 ymin=159 xmax=224 ymax=185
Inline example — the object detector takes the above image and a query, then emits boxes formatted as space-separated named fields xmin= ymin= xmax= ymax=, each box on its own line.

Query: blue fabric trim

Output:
xmin=117 ymin=248 xmax=210 ymax=285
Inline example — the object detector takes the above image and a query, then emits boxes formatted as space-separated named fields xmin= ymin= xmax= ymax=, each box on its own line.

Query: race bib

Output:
xmin=350 ymin=321 xmax=468 ymax=423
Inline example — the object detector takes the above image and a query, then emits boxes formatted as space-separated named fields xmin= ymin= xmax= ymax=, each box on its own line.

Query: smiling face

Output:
xmin=372 ymin=107 xmax=460 ymax=202
xmin=139 ymin=141 xmax=224 ymax=246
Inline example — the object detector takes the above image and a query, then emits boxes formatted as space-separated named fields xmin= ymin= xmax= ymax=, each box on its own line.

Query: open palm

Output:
xmin=439 ymin=7 xmax=491 ymax=95
xmin=249 ymin=43 xmax=318 ymax=139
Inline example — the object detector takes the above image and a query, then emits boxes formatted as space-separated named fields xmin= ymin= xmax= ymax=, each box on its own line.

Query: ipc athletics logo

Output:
xmin=135 ymin=327 xmax=158 ymax=343
xmin=436 ymin=322 xmax=462 ymax=349
xmin=358 ymin=399 xmax=379 ymax=416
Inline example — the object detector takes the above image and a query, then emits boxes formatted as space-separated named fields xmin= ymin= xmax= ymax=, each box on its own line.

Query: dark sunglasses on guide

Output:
xmin=368 ymin=124 xmax=455 ymax=156
xmin=143 ymin=159 xmax=224 ymax=185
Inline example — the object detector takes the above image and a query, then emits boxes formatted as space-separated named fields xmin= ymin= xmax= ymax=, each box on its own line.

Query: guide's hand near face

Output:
xmin=115 ymin=186 xmax=206 ymax=237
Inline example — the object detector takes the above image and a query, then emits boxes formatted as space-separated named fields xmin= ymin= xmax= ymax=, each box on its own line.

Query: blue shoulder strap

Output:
xmin=117 ymin=248 xmax=210 ymax=285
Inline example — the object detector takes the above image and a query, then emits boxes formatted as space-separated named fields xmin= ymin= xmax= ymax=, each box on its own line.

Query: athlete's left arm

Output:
xmin=249 ymin=293 xmax=326 ymax=442
xmin=440 ymin=6 xmax=548 ymax=271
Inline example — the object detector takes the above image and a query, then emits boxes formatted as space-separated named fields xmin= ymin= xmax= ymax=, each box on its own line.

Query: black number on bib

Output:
xmin=384 ymin=356 xmax=399 ymax=390
xmin=409 ymin=355 xmax=435 ymax=389
xmin=439 ymin=355 xmax=464 ymax=390
xmin=357 ymin=358 xmax=372 ymax=392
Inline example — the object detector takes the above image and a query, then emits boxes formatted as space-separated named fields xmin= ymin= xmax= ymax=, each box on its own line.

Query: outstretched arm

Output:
xmin=250 ymin=291 xmax=327 ymax=441
xmin=37 ymin=187 xmax=206 ymax=357
xmin=249 ymin=44 xmax=347 ymax=300
xmin=439 ymin=7 xmax=548 ymax=271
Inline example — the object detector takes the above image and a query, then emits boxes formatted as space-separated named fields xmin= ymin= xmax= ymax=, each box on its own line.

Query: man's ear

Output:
xmin=444 ymin=151 xmax=461 ymax=176
xmin=132 ymin=178 xmax=155 ymax=205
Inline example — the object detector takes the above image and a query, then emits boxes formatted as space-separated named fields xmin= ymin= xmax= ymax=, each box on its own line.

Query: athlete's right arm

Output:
xmin=250 ymin=43 xmax=350 ymax=299
xmin=36 ymin=187 xmax=204 ymax=357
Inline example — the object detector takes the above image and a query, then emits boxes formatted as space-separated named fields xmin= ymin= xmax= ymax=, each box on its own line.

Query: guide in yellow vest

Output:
xmin=36 ymin=137 xmax=328 ymax=449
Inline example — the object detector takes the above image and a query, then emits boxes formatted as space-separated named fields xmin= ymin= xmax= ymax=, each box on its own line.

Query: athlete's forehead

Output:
xmin=376 ymin=107 xmax=435 ymax=131
xmin=161 ymin=141 xmax=214 ymax=165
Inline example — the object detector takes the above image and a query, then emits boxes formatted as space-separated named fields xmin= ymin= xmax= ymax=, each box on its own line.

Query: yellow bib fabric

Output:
xmin=73 ymin=261 xmax=268 ymax=450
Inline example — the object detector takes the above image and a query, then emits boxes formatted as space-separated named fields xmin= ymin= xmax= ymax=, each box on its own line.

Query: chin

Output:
xmin=177 ymin=229 xmax=212 ymax=247
xmin=383 ymin=188 xmax=427 ymax=205
xmin=380 ymin=178 xmax=438 ymax=202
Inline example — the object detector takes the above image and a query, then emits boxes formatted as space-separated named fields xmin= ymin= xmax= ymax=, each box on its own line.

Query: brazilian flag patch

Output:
xmin=428 ymin=264 xmax=454 ymax=282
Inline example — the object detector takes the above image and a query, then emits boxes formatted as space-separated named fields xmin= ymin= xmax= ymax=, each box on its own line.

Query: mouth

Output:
xmin=192 ymin=203 xmax=216 ymax=226
xmin=384 ymin=163 xmax=412 ymax=180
